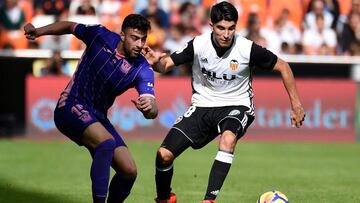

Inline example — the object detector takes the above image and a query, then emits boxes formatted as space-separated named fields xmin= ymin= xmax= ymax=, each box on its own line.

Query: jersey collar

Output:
xmin=210 ymin=32 xmax=234 ymax=57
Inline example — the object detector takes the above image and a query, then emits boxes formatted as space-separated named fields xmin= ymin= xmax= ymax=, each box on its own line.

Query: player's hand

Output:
xmin=290 ymin=105 xmax=305 ymax=128
xmin=131 ymin=96 xmax=154 ymax=112
xmin=24 ymin=23 xmax=38 ymax=40
xmin=142 ymin=46 xmax=166 ymax=66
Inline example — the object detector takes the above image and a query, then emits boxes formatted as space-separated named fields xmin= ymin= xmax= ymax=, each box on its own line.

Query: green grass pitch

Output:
xmin=0 ymin=139 xmax=360 ymax=203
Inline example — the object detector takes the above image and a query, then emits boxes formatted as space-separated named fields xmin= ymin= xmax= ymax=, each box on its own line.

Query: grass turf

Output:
xmin=0 ymin=139 xmax=359 ymax=203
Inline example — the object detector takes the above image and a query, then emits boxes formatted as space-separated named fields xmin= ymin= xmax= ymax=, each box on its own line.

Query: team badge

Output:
xmin=120 ymin=60 xmax=131 ymax=74
xmin=229 ymin=110 xmax=240 ymax=116
xmin=230 ymin=59 xmax=238 ymax=71
xmin=174 ymin=116 xmax=183 ymax=124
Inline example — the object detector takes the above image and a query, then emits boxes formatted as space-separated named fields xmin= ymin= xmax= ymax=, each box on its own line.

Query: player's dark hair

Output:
xmin=210 ymin=1 xmax=238 ymax=24
xmin=122 ymin=14 xmax=151 ymax=33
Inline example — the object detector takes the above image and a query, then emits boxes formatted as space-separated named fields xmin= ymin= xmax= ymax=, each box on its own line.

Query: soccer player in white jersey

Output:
xmin=144 ymin=1 xmax=306 ymax=203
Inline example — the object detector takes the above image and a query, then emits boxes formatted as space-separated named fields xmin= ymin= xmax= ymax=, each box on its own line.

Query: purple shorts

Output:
xmin=54 ymin=101 xmax=126 ymax=147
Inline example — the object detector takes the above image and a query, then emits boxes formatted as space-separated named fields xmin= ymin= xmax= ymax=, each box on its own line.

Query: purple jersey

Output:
xmin=58 ymin=24 xmax=155 ymax=116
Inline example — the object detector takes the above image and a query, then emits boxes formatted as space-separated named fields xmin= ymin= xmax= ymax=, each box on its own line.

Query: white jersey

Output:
xmin=191 ymin=32 xmax=253 ymax=109
xmin=170 ymin=31 xmax=277 ymax=115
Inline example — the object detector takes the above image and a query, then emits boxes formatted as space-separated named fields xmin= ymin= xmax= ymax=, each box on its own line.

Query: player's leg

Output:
xmin=203 ymin=128 xmax=236 ymax=201
xmin=90 ymin=119 xmax=137 ymax=203
xmin=82 ymin=123 xmax=117 ymax=203
xmin=54 ymin=104 xmax=116 ymax=203
xmin=107 ymin=146 xmax=137 ymax=203
xmin=203 ymin=107 xmax=254 ymax=201
xmin=155 ymin=128 xmax=192 ymax=202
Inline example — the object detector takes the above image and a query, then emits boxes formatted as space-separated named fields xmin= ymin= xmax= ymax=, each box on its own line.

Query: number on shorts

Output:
xmin=184 ymin=106 xmax=196 ymax=118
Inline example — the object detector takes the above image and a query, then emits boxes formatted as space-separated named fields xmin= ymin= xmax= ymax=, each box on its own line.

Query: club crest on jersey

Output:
xmin=230 ymin=59 xmax=238 ymax=71
xmin=229 ymin=110 xmax=240 ymax=116
xmin=120 ymin=60 xmax=131 ymax=74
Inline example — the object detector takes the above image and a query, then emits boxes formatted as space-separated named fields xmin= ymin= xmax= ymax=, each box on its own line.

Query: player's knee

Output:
xmin=156 ymin=147 xmax=174 ymax=167
xmin=124 ymin=167 xmax=137 ymax=178
xmin=122 ymin=164 xmax=137 ymax=178
xmin=219 ymin=131 xmax=237 ymax=151
xmin=95 ymin=138 xmax=116 ymax=152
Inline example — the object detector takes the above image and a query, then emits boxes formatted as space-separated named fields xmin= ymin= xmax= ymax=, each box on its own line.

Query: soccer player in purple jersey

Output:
xmin=24 ymin=14 xmax=158 ymax=203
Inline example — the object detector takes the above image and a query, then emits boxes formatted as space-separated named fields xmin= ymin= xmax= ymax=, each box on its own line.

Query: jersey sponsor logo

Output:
xmin=201 ymin=68 xmax=236 ymax=81
xmin=229 ymin=109 xmax=240 ymax=116
xmin=200 ymin=57 xmax=208 ymax=63
xmin=147 ymin=82 xmax=154 ymax=87
xmin=230 ymin=59 xmax=238 ymax=70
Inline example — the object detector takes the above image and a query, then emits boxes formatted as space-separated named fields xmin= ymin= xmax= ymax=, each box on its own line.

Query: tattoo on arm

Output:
xmin=142 ymin=96 xmax=158 ymax=119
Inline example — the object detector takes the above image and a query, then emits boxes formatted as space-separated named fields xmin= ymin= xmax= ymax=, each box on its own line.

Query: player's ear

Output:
xmin=120 ymin=31 xmax=125 ymax=39
xmin=209 ymin=23 xmax=213 ymax=30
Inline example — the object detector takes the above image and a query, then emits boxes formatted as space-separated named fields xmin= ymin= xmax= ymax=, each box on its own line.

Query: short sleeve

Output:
xmin=170 ymin=39 xmax=194 ymax=66
xmin=135 ymin=65 xmax=155 ymax=97
xmin=249 ymin=43 xmax=278 ymax=70
xmin=73 ymin=24 xmax=103 ymax=45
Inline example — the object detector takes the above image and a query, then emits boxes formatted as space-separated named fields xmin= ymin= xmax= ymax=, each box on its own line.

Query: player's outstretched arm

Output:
xmin=24 ymin=21 xmax=76 ymax=40
xmin=142 ymin=46 xmax=175 ymax=73
xmin=272 ymin=58 xmax=305 ymax=128
xmin=131 ymin=96 xmax=158 ymax=119
xmin=155 ymin=55 xmax=176 ymax=73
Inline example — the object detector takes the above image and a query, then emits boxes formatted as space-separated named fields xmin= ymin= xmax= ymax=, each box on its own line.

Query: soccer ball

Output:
xmin=257 ymin=190 xmax=289 ymax=203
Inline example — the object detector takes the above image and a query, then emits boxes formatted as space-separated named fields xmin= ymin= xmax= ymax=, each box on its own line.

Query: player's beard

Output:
xmin=125 ymin=46 xmax=140 ymax=58
xmin=132 ymin=48 xmax=141 ymax=57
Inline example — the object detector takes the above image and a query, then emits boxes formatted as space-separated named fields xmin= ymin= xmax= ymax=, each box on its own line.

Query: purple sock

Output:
xmin=90 ymin=139 xmax=116 ymax=202
xmin=107 ymin=173 xmax=136 ymax=203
